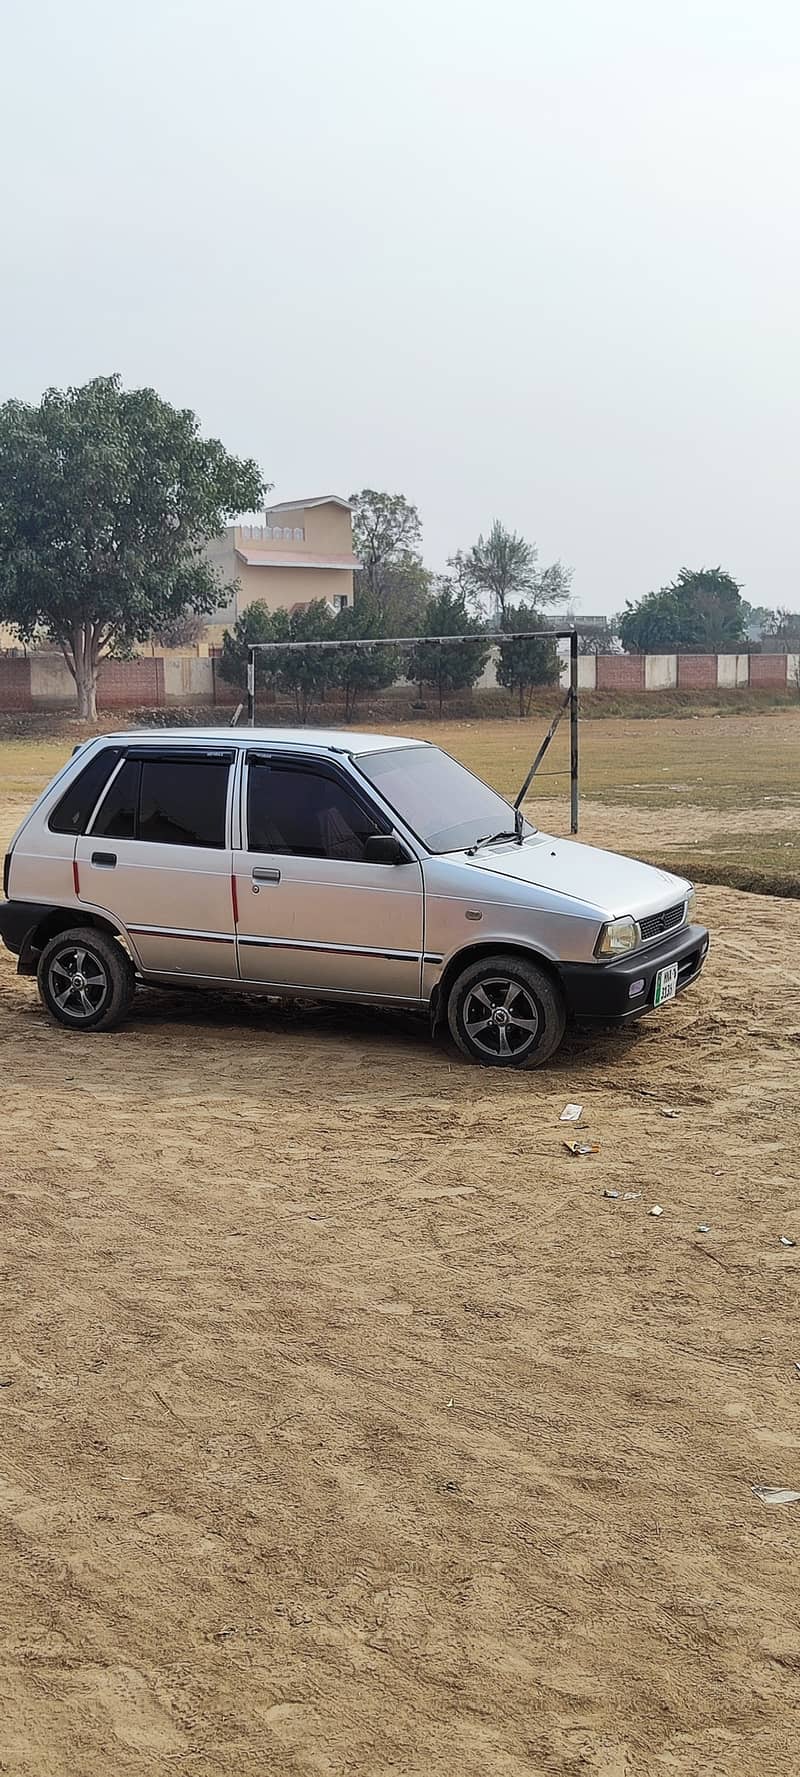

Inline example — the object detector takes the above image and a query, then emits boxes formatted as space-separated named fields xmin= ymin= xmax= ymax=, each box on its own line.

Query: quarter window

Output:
xmin=247 ymin=762 xmax=380 ymax=861
xmin=92 ymin=757 xmax=230 ymax=848
xmin=92 ymin=759 xmax=139 ymax=840
xmin=48 ymin=749 xmax=121 ymax=834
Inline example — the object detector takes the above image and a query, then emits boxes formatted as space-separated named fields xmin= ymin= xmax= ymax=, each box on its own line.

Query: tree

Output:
xmin=496 ymin=601 xmax=560 ymax=716
xmin=218 ymin=601 xmax=276 ymax=691
xmin=408 ymin=583 xmax=490 ymax=717
xmin=219 ymin=599 xmax=338 ymax=719
xmin=619 ymin=567 xmax=745 ymax=654
xmin=0 ymin=375 xmax=264 ymax=717
xmin=330 ymin=603 xmax=399 ymax=722
xmin=269 ymin=600 xmax=336 ymax=721
xmin=350 ymin=489 xmax=432 ymax=630
xmin=453 ymin=520 xmax=572 ymax=621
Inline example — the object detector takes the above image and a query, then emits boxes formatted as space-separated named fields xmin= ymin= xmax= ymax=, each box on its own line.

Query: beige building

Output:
xmin=203 ymin=494 xmax=359 ymax=644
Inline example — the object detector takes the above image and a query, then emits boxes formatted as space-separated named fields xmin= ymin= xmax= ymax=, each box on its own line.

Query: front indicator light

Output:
xmin=629 ymin=978 xmax=646 ymax=999
xmin=596 ymin=916 xmax=640 ymax=958
xmin=686 ymin=887 xmax=698 ymax=923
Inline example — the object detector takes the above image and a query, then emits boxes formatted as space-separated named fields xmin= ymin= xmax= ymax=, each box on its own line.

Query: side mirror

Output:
xmin=364 ymin=833 xmax=412 ymax=866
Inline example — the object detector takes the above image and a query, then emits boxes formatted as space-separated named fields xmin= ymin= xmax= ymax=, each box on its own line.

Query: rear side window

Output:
xmin=48 ymin=749 xmax=120 ymax=835
xmin=92 ymin=756 xmax=229 ymax=848
xmin=139 ymin=759 xmax=228 ymax=847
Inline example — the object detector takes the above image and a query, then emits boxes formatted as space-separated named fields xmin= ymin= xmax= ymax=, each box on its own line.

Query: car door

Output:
xmin=74 ymin=747 xmax=238 ymax=979
xmin=234 ymin=752 xmax=424 ymax=1000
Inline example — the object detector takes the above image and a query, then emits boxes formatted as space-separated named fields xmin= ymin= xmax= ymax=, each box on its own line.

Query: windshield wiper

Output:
xmin=466 ymin=807 xmax=525 ymax=855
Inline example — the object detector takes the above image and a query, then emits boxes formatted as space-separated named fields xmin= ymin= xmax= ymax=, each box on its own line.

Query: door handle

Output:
xmin=91 ymin=851 xmax=117 ymax=868
xmin=252 ymin=867 xmax=281 ymax=884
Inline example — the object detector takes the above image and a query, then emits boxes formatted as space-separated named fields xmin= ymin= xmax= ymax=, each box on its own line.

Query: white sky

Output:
xmin=1 ymin=0 xmax=798 ymax=613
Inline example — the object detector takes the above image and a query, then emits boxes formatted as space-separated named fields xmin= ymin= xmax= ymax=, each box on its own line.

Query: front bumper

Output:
xmin=560 ymin=923 xmax=709 ymax=1024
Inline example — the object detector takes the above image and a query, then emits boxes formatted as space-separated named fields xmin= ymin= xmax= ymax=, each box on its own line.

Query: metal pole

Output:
xmin=514 ymin=688 xmax=571 ymax=810
xmin=247 ymin=650 xmax=255 ymax=727
xmin=569 ymin=631 xmax=579 ymax=834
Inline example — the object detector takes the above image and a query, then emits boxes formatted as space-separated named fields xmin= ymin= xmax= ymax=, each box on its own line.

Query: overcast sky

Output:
xmin=1 ymin=0 xmax=798 ymax=614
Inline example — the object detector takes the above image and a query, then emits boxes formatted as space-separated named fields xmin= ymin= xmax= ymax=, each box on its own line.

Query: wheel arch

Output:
xmin=18 ymin=908 xmax=137 ymax=977
xmin=430 ymin=940 xmax=563 ymax=1028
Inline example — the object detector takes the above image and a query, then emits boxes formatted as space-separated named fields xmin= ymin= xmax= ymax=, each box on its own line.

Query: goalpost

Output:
xmin=244 ymin=628 xmax=581 ymax=834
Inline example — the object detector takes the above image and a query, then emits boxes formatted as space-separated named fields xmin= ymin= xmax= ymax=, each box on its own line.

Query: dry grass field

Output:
xmin=1 ymin=711 xmax=799 ymax=1777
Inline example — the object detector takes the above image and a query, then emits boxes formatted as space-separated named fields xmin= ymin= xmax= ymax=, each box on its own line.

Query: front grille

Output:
xmin=639 ymin=901 xmax=685 ymax=943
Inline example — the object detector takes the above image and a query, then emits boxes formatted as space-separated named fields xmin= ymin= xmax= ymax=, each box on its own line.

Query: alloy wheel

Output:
xmin=462 ymin=975 xmax=540 ymax=1060
xmin=47 ymin=945 xmax=110 ymax=1021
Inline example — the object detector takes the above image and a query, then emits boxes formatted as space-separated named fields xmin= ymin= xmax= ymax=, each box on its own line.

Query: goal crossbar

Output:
xmin=245 ymin=628 xmax=580 ymax=832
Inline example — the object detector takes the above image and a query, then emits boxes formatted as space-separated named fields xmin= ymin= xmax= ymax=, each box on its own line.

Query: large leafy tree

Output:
xmin=452 ymin=519 xmax=572 ymax=621
xmin=619 ymin=567 xmax=745 ymax=653
xmin=408 ymin=583 xmax=489 ymax=718
xmin=0 ymin=375 xmax=264 ymax=717
xmin=496 ymin=601 xmax=560 ymax=715
xmin=350 ymin=488 xmax=432 ymax=631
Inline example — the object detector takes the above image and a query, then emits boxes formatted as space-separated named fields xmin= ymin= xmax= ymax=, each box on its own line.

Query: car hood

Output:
xmin=457 ymin=833 xmax=690 ymax=920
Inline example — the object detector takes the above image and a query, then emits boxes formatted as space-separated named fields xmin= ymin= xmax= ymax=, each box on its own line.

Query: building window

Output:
xmin=334 ymin=595 xmax=349 ymax=611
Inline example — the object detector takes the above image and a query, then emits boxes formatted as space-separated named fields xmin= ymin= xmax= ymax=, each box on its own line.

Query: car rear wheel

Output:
xmin=447 ymin=952 xmax=566 ymax=1069
xmin=37 ymin=927 xmax=136 ymax=1033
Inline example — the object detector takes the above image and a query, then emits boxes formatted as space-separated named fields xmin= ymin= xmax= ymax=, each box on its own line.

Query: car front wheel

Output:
xmin=447 ymin=952 xmax=566 ymax=1069
xmin=37 ymin=927 xmax=136 ymax=1033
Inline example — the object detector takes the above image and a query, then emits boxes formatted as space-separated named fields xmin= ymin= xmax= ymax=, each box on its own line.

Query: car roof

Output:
xmin=97 ymin=726 xmax=428 ymax=757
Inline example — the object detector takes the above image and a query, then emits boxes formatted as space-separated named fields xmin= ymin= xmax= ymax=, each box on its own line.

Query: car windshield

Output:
xmin=356 ymin=745 xmax=535 ymax=854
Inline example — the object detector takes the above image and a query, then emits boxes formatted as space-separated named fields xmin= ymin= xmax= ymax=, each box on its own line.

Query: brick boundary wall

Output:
xmin=749 ymin=653 xmax=788 ymax=687
xmin=596 ymin=654 xmax=646 ymax=691
xmin=677 ymin=654 xmax=717 ymax=689
xmin=97 ymin=658 xmax=165 ymax=709
xmin=0 ymin=658 xmax=33 ymax=710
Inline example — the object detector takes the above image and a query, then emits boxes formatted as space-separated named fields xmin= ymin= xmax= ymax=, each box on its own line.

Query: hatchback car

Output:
xmin=0 ymin=727 xmax=708 ymax=1067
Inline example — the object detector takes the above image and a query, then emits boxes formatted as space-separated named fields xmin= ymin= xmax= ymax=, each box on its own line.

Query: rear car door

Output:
xmin=234 ymin=752 xmax=424 ymax=999
xmin=74 ymin=747 xmax=237 ymax=979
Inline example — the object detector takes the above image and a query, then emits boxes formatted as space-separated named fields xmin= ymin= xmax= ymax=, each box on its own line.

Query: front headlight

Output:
xmin=686 ymin=887 xmax=698 ymax=924
xmin=595 ymin=916 xmax=640 ymax=958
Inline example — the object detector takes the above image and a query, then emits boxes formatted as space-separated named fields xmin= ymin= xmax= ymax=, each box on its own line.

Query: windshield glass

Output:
xmin=356 ymin=745 xmax=534 ymax=854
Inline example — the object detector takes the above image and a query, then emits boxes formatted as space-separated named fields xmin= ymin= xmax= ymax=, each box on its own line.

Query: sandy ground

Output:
xmin=2 ymin=875 xmax=800 ymax=1776
xmin=2 ymin=729 xmax=800 ymax=1775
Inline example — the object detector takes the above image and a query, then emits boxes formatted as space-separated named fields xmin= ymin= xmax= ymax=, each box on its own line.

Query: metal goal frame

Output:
xmin=245 ymin=628 xmax=581 ymax=832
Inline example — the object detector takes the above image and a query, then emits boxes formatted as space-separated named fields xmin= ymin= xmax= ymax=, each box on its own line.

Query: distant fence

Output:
xmin=0 ymin=648 xmax=797 ymax=713
xmin=562 ymin=651 xmax=799 ymax=693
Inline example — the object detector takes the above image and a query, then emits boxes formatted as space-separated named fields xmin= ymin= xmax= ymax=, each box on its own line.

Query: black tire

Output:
xmin=447 ymin=951 xmax=566 ymax=1069
xmin=37 ymin=927 xmax=136 ymax=1033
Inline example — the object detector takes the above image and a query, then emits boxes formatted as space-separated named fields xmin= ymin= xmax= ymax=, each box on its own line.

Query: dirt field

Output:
xmin=2 ymin=716 xmax=800 ymax=1776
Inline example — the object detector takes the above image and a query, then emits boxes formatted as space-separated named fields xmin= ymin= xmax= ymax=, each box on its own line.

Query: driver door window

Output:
xmin=247 ymin=762 xmax=379 ymax=861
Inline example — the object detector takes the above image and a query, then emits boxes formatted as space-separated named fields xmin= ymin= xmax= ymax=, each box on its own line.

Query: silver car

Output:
xmin=0 ymin=727 xmax=708 ymax=1068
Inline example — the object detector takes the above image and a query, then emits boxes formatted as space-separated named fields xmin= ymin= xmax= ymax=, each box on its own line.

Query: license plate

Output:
xmin=654 ymin=963 xmax=679 ymax=1007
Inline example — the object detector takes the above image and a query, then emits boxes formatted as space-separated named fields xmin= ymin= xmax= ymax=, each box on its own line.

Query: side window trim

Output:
xmin=243 ymin=752 xmax=392 ymax=858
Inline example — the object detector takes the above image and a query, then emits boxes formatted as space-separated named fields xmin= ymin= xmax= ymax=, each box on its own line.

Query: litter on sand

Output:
xmin=780 ymin=1237 xmax=797 ymax=1248
xmin=752 ymin=1486 xmax=800 ymax=1506
xmin=563 ymin=1140 xmax=600 ymax=1156
xmin=603 ymin=1189 xmax=620 ymax=1200
xmin=623 ymin=1192 xmax=641 ymax=1202
xmin=649 ymin=1205 xmax=664 ymax=1217
xmin=697 ymin=1224 xmax=711 ymax=1234
xmin=661 ymin=1108 xmax=680 ymax=1119
xmin=560 ymin=1104 xmax=583 ymax=1122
